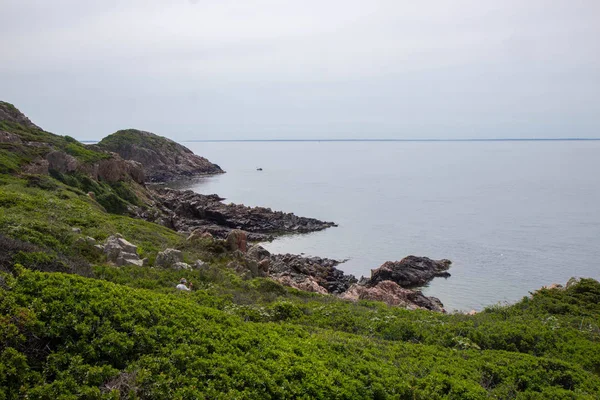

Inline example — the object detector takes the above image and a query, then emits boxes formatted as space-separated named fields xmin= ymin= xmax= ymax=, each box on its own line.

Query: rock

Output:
xmin=542 ymin=283 xmax=564 ymax=290
xmin=95 ymin=158 xmax=145 ymax=184
xmin=0 ymin=130 xmax=23 ymax=143
xmin=566 ymin=277 xmax=582 ymax=289
xmin=75 ymin=236 xmax=96 ymax=246
xmin=46 ymin=151 xmax=79 ymax=173
xmin=369 ymin=256 xmax=452 ymax=287
xmin=71 ymin=227 xmax=82 ymax=234
xmin=340 ymin=281 xmax=445 ymax=312
xmin=23 ymin=159 xmax=49 ymax=175
xmin=172 ymin=262 xmax=192 ymax=270
xmin=269 ymin=254 xmax=356 ymax=294
xmin=87 ymin=192 xmax=96 ymax=200
xmin=275 ymin=275 xmax=329 ymax=295
xmin=247 ymin=245 xmax=271 ymax=261
xmin=116 ymin=252 xmax=144 ymax=267
xmin=96 ymin=129 xmax=224 ymax=183
xmin=187 ymin=229 xmax=215 ymax=242
xmin=104 ymin=236 xmax=126 ymax=262
xmin=146 ymin=187 xmax=336 ymax=237
xmin=226 ymin=229 xmax=247 ymax=253
xmin=116 ymin=237 xmax=138 ymax=254
xmin=102 ymin=234 xmax=145 ymax=267
xmin=155 ymin=248 xmax=184 ymax=268
xmin=194 ymin=260 xmax=208 ymax=269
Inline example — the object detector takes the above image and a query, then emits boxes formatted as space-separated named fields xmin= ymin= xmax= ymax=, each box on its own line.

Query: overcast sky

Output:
xmin=1 ymin=0 xmax=599 ymax=140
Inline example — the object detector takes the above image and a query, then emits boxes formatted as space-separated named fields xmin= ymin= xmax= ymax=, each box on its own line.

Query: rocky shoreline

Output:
xmin=134 ymin=184 xmax=452 ymax=311
xmin=140 ymin=187 xmax=337 ymax=241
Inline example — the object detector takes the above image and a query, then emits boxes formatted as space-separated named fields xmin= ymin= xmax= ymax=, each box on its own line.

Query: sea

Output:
xmin=171 ymin=140 xmax=600 ymax=311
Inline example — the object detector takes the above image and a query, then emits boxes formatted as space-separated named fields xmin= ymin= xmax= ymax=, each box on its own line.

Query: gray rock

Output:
xmin=172 ymin=262 xmax=192 ymax=270
xmin=103 ymin=234 xmax=144 ymax=267
xmin=72 ymin=227 xmax=82 ymax=234
xmin=116 ymin=237 xmax=137 ymax=254
xmin=369 ymin=256 xmax=451 ymax=288
xmin=116 ymin=252 xmax=144 ymax=267
xmin=194 ymin=260 xmax=208 ymax=269
xmin=155 ymin=248 xmax=184 ymax=268
xmin=247 ymin=245 xmax=271 ymax=261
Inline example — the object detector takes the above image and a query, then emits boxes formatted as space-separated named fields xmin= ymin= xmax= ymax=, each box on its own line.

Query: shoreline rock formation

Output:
xmin=369 ymin=256 xmax=452 ymax=287
xmin=96 ymin=129 xmax=224 ymax=183
xmin=143 ymin=187 xmax=337 ymax=239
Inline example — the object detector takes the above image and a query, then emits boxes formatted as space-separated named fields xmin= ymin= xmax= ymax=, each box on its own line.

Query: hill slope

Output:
xmin=97 ymin=129 xmax=223 ymax=182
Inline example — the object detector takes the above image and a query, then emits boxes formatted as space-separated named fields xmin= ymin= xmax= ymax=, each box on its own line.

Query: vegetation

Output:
xmin=1 ymin=109 xmax=599 ymax=398
xmin=97 ymin=129 xmax=182 ymax=153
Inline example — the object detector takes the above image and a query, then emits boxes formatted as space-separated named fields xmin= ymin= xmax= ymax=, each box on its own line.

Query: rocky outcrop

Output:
xmin=0 ymin=130 xmax=23 ymax=143
xmin=259 ymin=252 xmax=356 ymax=295
xmin=225 ymin=230 xmax=247 ymax=252
xmin=369 ymin=256 xmax=451 ymax=287
xmin=340 ymin=281 xmax=445 ymax=312
xmin=97 ymin=129 xmax=223 ymax=183
xmin=103 ymin=234 xmax=147 ymax=267
xmin=155 ymin=248 xmax=184 ymax=268
xmin=146 ymin=187 xmax=337 ymax=238
xmin=0 ymin=101 xmax=41 ymax=130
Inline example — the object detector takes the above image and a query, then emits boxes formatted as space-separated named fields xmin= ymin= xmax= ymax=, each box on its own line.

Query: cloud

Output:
xmin=1 ymin=0 xmax=599 ymax=139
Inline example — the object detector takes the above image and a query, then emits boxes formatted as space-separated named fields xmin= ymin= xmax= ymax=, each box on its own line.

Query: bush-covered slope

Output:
xmin=2 ymin=269 xmax=600 ymax=399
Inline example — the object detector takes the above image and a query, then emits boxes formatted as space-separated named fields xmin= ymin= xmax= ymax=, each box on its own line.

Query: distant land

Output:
xmin=80 ymin=137 xmax=600 ymax=143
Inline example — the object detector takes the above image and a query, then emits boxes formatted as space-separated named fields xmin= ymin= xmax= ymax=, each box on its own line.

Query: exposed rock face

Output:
xmin=226 ymin=230 xmax=247 ymax=252
xmin=23 ymin=159 xmax=49 ymax=175
xmin=97 ymin=129 xmax=223 ymax=183
xmin=369 ymin=256 xmax=452 ymax=287
xmin=0 ymin=130 xmax=22 ymax=143
xmin=147 ymin=188 xmax=337 ymax=238
xmin=155 ymin=248 xmax=184 ymax=268
xmin=275 ymin=275 xmax=329 ymax=295
xmin=340 ymin=281 xmax=445 ymax=312
xmin=46 ymin=151 xmax=79 ymax=173
xmin=96 ymin=158 xmax=145 ymax=184
xmin=268 ymin=253 xmax=356 ymax=294
xmin=103 ymin=235 xmax=146 ymax=267
xmin=0 ymin=101 xmax=41 ymax=130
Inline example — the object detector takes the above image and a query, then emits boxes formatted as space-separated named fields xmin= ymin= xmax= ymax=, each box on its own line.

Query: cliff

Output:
xmin=97 ymin=129 xmax=223 ymax=182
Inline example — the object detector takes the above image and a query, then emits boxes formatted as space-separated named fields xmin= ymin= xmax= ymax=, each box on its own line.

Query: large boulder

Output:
xmin=103 ymin=234 xmax=146 ymax=267
xmin=369 ymin=256 xmax=451 ymax=287
xmin=96 ymin=129 xmax=224 ymax=183
xmin=340 ymin=281 xmax=445 ymax=312
xmin=155 ymin=248 xmax=184 ymax=268
xmin=225 ymin=229 xmax=247 ymax=253
xmin=269 ymin=254 xmax=356 ymax=294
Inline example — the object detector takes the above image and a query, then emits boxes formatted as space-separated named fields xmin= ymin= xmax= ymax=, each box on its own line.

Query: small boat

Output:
xmin=256 ymin=168 xmax=263 ymax=171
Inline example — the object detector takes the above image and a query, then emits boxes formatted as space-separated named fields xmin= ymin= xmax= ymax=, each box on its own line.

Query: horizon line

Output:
xmin=183 ymin=138 xmax=600 ymax=143
xmin=79 ymin=137 xmax=600 ymax=144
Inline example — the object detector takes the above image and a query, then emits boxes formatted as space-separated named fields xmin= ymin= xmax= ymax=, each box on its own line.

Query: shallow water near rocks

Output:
xmin=173 ymin=140 xmax=600 ymax=311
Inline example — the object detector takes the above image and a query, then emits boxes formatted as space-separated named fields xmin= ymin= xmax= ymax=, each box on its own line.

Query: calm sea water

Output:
xmin=177 ymin=141 xmax=600 ymax=311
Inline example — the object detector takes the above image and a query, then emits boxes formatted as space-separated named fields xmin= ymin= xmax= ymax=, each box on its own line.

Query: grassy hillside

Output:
xmin=1 ymin=102 xmax=599 ymax=398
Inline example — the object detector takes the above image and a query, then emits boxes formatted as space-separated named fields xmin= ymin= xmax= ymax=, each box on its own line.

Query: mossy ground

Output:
xmin=1 ymin=115 xmax=599 ymax=398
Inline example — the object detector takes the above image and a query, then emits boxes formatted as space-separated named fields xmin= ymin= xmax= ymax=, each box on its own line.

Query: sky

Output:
xmin=1 ymin=0 xmax=599 ymax=141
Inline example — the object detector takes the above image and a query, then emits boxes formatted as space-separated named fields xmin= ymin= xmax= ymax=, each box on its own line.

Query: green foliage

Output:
xmin=1 ymin=271 xmax=599 ymax=399
xmin=97 ymin=129 xmax=179 ymax=153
